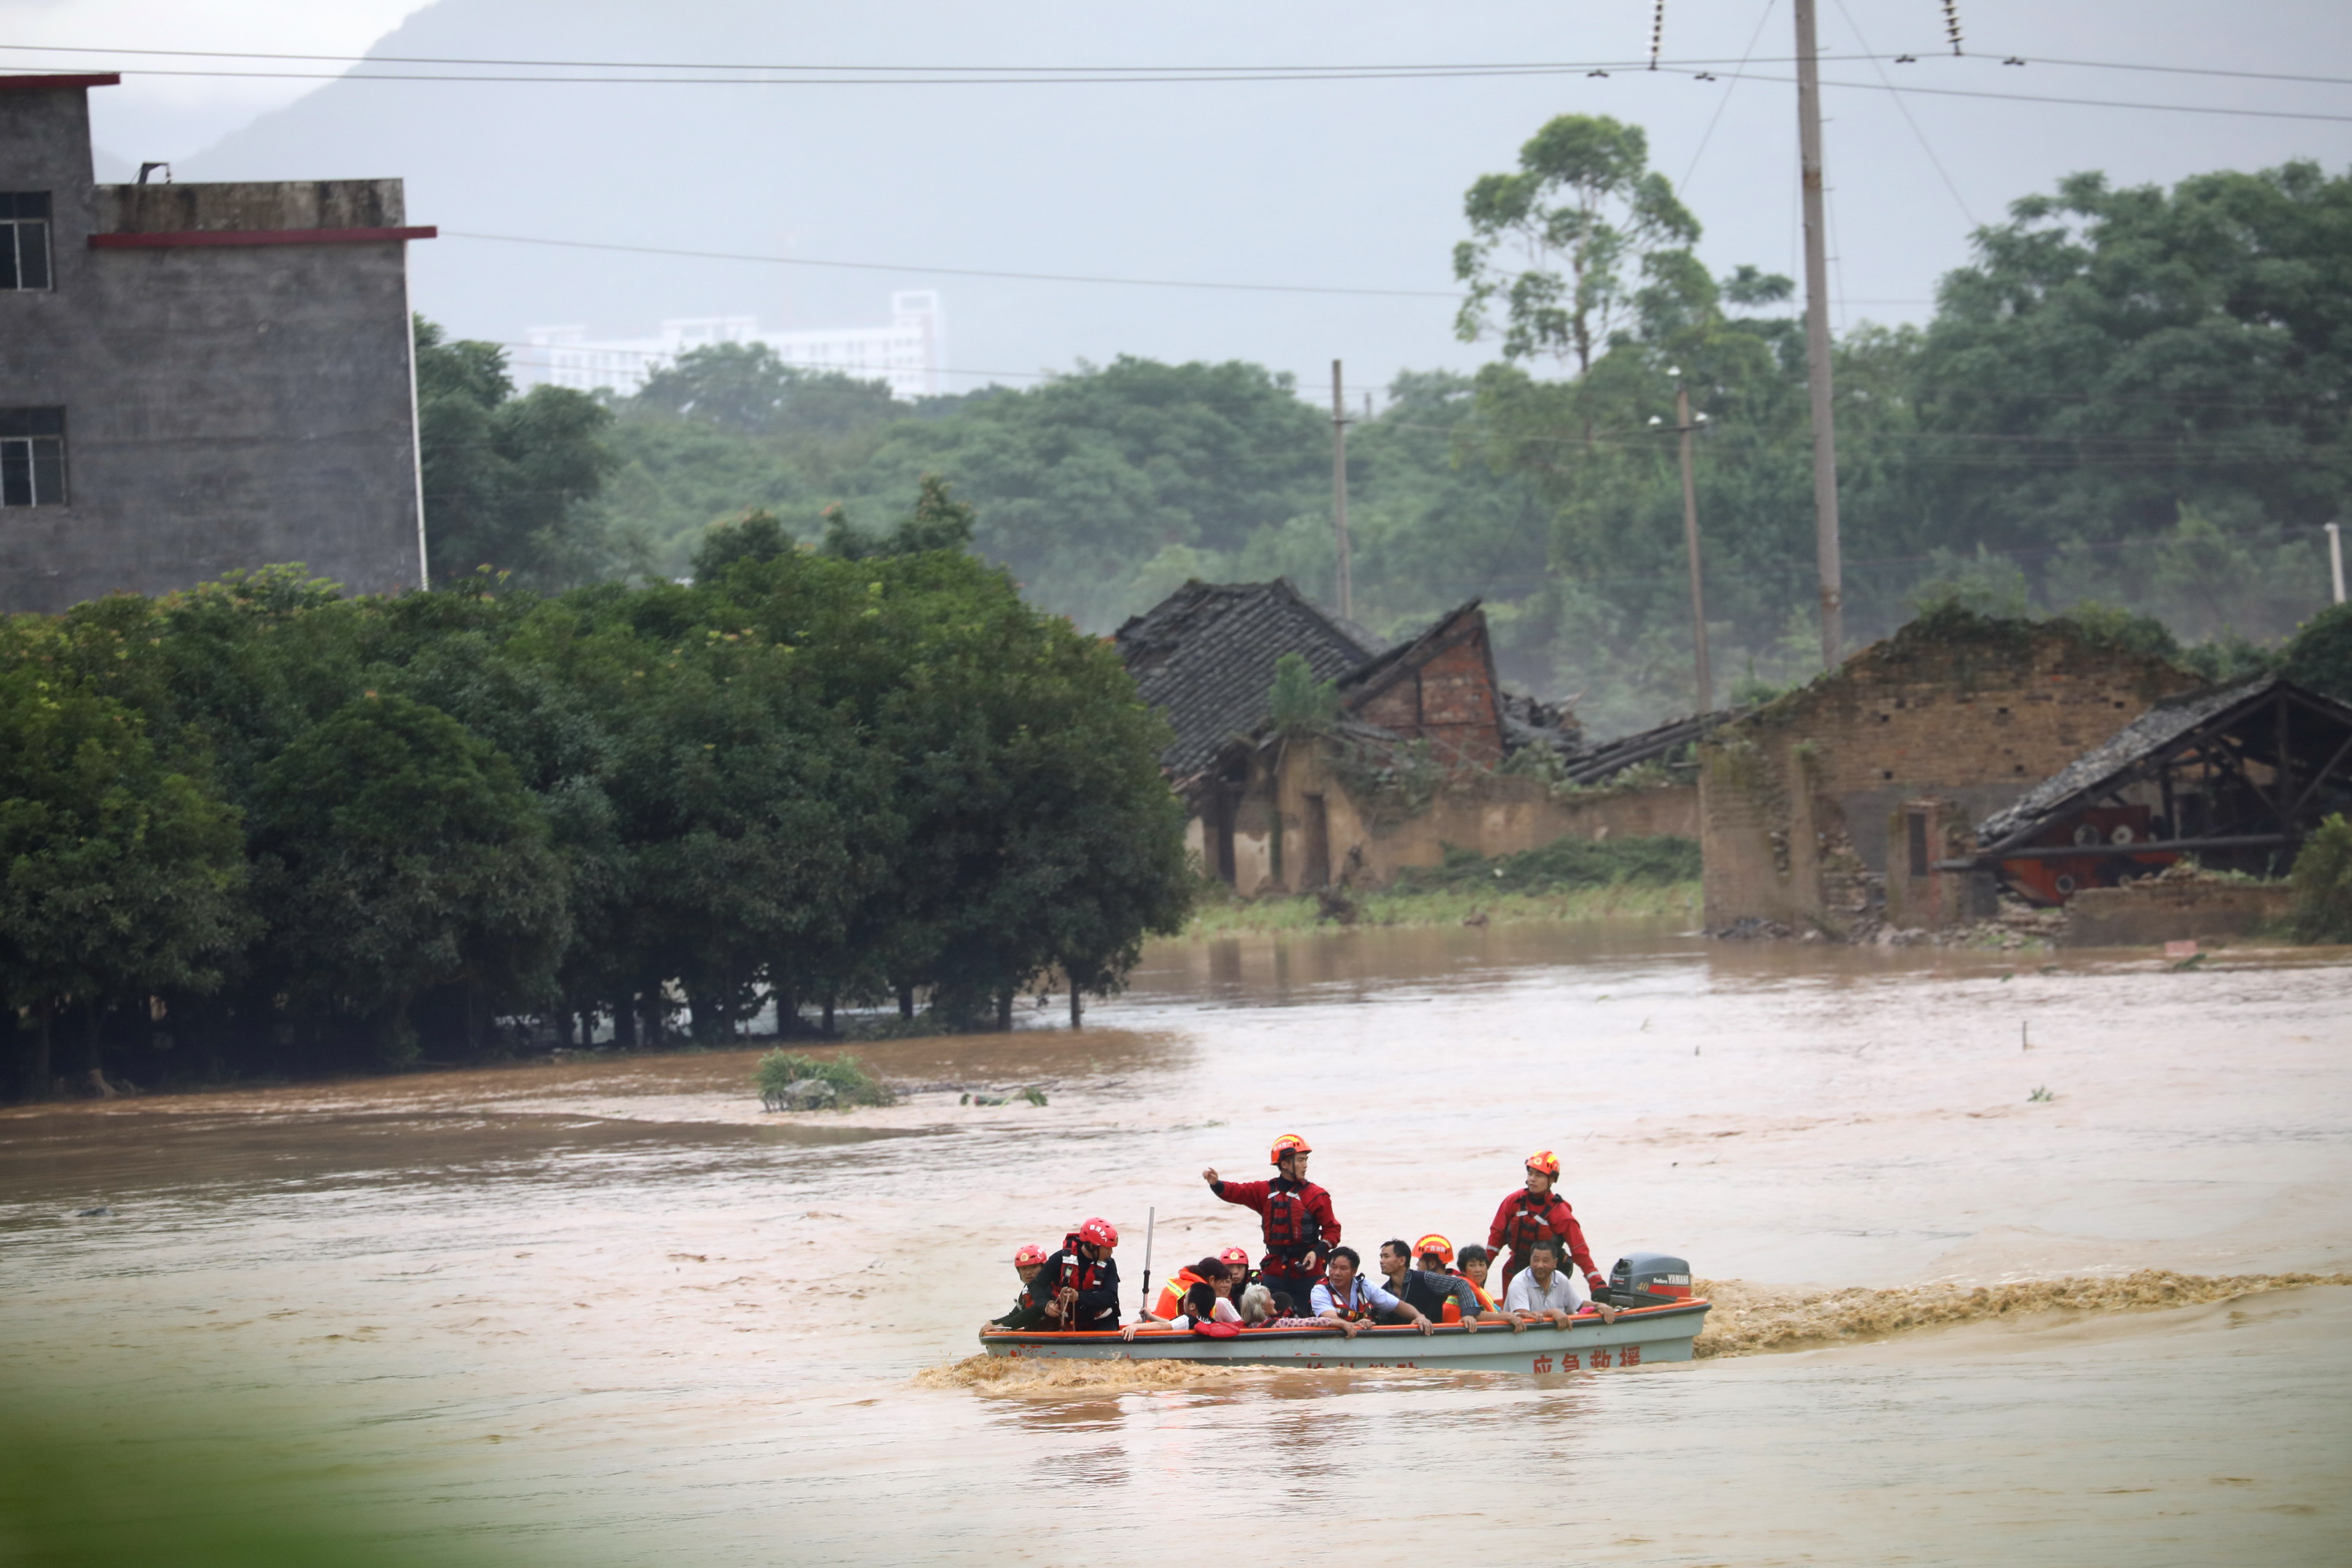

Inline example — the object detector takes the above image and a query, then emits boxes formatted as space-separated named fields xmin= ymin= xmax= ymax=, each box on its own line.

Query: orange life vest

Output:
xmin=1153 ymin=1268 xmax=1210 ymax=1321
xmin=1321 ymin=1278 xmax=1376 ymax=1321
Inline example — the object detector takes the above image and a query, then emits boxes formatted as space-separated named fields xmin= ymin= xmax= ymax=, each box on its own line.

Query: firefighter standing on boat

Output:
xmin=1488 ymin=1150 xmax=1607 ymax=1299
xmin=1203 ymin=1133 xmax=1341 ymax=1312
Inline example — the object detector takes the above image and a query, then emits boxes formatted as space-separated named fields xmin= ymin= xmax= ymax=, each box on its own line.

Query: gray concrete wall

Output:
xmin=0 ymin=84 xmax=424 ymax=612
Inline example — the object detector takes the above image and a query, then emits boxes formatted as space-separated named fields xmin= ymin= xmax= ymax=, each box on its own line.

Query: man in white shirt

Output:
xmin=1312 ymin=1246 xmax=1433 ymax=1339
xmin=1503 ymin=1239 xmax=1621 ymax=1330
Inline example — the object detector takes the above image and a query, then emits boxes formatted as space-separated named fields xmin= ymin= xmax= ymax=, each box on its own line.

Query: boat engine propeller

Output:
xmin=1600 ymin=1251 xmax=1694 ymax=1307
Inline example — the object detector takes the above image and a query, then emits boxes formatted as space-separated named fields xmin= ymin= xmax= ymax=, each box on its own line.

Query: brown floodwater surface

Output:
xmin=4 ymin=922 xmax=2348 ymax=1564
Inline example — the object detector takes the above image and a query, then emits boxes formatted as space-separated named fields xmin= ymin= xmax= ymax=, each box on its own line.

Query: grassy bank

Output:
xmin=1185 ymin=836 xmax=1702 ymax=936
xmin=1186 ymin=881 xmax=1700 ymax=937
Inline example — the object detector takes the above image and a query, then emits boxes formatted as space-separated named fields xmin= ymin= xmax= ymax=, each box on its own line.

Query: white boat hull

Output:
xmin=980 ymin=1299 xmax=1709 ymax=1372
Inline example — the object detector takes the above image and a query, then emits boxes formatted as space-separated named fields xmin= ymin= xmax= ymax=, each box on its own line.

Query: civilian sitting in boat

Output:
xmin=1237 ymin=1283 xmax=1277 ymax=1325
xmin=1377 ymin=1238 xmax=1494 ymax=1330
xmin=1121 ymin=1277 xmax=1242 ymax=1339
xmin=1313 ymin=1246 xmax=1434 ymax=1339
xmin=1150 ymin=1256 xmax=1230 ymax=1321
xmin=1037 ymin=1217 xmax=1123 ymax=1332
xmin=983 ymin=1242 xmax=1053 ymax=1332
xmin=1451 ymin=1245 xmax=1503 ymax=1315
xmin=1503 ymin=1239 xmax=1622 ymax=1330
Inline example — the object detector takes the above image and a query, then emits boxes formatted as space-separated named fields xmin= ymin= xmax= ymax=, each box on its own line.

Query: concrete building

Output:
xmin=518 ymin=291 xmax=945 ymax=402
xmin=0 ymin=74 xmax=433 ymax=612
xmin=1696 ymin=610 xmax=2204 ymax=936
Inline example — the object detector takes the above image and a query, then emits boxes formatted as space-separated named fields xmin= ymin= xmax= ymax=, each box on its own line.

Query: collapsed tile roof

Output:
xmin=1974 ymin=675 xmax=2352 ymax=849
xmin=1112 ymin=579 xmax=1383 ymax=781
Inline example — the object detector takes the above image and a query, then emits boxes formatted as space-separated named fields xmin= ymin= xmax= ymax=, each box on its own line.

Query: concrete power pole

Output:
xmin=1331 ymin=358 xmax=1354 ymax=620
xmin=2329 ymin=520 xmax=2346 ymax=604
xmin=1794 ymin=0 xmax=1843 ymax=669
xmin=1673 ymin=371 xmax=1713 ymax=711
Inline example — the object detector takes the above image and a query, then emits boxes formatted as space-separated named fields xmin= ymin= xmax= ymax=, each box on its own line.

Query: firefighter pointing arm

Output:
xmin=1204 ymin=1134 xmax=1341 ymax=1310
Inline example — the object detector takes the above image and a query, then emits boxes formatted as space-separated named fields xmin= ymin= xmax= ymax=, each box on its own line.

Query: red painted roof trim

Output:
xmin=0 ymin=73 xmax=123 ymax=91
xmin=91 ymin=226 xmax=437 ymax=249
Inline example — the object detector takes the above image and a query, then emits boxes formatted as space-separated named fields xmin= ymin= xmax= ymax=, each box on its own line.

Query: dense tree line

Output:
xmin=418 ymin=134 xmax=2352 ymax=736
xmin=0 ymin=529 xmax=1191 ymax=1099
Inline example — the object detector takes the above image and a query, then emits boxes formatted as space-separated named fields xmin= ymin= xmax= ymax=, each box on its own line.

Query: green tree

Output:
xmin=0 ymin=642 xmax=247 ymax=1096
xmin=631 ymin=342 xmax=902 ymax=437
xmin=247 ymin=692 xmax=569 ymax=1065
xmin=415 ymin=317 xmax=623 ymax=589
xmin=1453 ymin=115 xmax=1701 ymax=374
xmin=2283 ymin=602 xmax=2352 ymax=702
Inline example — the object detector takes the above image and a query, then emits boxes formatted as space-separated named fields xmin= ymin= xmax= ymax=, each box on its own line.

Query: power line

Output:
xmin=1830 ymin=0 xmax=1978 ymax=228
xmin=5 ymin=42 xmax=2351 ymax=90
xmin=1685 ymin=66 xmax=2352 ymax=124
xmin=442 ymin=230 xmax=1460 ymax=299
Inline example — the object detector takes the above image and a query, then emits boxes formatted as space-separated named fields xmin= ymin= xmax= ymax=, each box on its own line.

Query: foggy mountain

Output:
xmin=167 ymin=0 xmax=2352 ymax=402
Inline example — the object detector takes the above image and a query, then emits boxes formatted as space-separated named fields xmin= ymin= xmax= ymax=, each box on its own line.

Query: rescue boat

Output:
xmin=978 ymin=1296 xmax=1710 ymax=1372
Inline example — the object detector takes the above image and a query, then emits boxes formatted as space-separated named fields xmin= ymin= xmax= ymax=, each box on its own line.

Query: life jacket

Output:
xmin=1053 ymin=1234 xmax=1112 ymax=1316
xmin=1321 ymin=1278 xmax=1377 ymax=1321
xmin=1499 ymin=1191 xmax=1569 ymax=1254
xmin=1264 ymin=1183 xmax=1313 ymax=1253
xmin=1154 ymin=1268 xmax=1210 ymax=1321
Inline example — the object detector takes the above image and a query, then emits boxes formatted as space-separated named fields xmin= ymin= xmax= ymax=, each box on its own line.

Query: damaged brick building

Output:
xmin=1696 ymin=610 xmax=2203 ymax=935
xmin=1115 ymin=579 xmax=1702 ymax=893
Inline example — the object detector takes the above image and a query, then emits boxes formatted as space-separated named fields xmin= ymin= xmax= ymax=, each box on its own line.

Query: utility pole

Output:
xmin=1331 ymin=358 xmax=1353 ymax=620
xmin=2329 ymin=520 xmax=2346 ymax=604
xmin=1673 ymin=370 xmax=1713 ymax=711
xmin=1794 ymin=0 xmax=1843 ymax=669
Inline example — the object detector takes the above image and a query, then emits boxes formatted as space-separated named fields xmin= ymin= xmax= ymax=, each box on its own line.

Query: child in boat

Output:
xmin=1121 ymin=1278 xmax=1240 ymax=1338
xmin=984 ymin=1243 xmax=1052 ymax=1331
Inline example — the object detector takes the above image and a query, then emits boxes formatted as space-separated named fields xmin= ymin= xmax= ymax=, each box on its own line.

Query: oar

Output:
xmin=1137 ymin=1205 xmax=1155 ymax=1323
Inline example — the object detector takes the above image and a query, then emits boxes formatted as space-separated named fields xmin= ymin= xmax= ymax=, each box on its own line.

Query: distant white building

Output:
xmin=517 ymin=291 xmax=944 ymax=401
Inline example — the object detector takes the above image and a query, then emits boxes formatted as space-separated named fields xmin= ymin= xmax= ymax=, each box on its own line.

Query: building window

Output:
xmin=0 ymin=408 xmax=68 ymax=507
xmin=1 ymin=193 xmax=53 ymax=291
xmin=1906 ymin=810 xmax=1929 ymax=877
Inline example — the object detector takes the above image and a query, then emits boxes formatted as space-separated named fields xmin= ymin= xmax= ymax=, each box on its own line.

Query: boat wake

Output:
xmin=1694 ymin=1269 xmax=2351 ymax=1358
xmin=915 ymin=1353 xmax=1265 ymax=1392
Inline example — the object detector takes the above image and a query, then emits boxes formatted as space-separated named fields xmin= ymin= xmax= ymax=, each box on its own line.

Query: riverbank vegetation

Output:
xmin=1185 ymin=837 xmax=1702 ymax=935
xmin=0 ymin=534 xmax=1192 ymax=1100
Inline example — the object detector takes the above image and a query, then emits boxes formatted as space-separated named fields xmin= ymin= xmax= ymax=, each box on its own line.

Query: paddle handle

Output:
xmin=1138 ymin=1205 xmax=1155 ymax=1322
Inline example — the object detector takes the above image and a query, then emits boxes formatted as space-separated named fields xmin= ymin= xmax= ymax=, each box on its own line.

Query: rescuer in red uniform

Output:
xmin=1202 ymin=1134 xmax=1340 ymax=1313
xmin=1487 ymin=1150 xmax=1607 ymax=1299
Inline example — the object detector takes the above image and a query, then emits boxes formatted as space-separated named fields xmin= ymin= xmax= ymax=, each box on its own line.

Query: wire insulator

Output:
xmin=1942 ymin=0 xmax=1964 ymax=55
xmin=1650 ymin=0 xmax=1666 ymax=70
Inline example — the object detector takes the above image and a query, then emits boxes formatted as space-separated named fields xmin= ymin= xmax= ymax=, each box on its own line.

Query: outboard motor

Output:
xmin=1604 ymin=1252 xmax=1694 ymax=1307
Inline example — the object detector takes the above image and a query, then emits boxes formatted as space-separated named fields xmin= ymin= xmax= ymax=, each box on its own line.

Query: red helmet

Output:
xmin=1078 ymin=1216 xmax=1119 ymax=1248
xmin=1414 ymin=1233 xmax=1454 ymax=1267
xmin=1218 ymin=1245 xmax=1252 ymax=1269
xmin=1525 ymin=1150 xmax=1561 ymax=1178
xmin=1013 ymin=1243 xmax=1047 ymax=1267
xmin=1269 ymin=1133 xmax=1313 ymax=1164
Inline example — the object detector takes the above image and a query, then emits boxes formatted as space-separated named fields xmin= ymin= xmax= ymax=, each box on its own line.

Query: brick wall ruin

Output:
xmin=1699 ymin=613 xmax=2202 ymax=934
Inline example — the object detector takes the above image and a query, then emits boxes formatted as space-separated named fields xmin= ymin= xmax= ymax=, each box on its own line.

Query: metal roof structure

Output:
xmin=1967 ymin=674 xmax=2352 ymax=868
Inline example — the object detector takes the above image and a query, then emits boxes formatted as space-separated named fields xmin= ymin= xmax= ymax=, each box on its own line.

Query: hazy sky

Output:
xmin=8 ymin=0 xmax=2350 ymax=402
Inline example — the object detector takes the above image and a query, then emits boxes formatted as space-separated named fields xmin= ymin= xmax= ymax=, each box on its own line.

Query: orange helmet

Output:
xmin=1219 ymin=1245 xmax=1253 ymax=1269
xmin=1414 ymin=1233 xmax=1454 ymax=1267
xmin=1269 ymin=1134 xmax=1313 ymax=1164
xmin=1525 ymin=1150 xmax=1561 ymax=1177
xmin=1013 ymin=1243 xmax=1047 ymax=1267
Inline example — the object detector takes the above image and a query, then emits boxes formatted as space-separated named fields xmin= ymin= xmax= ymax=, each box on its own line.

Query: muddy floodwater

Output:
xmin=4 ymin=921 xmax=2350 ymax=1564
